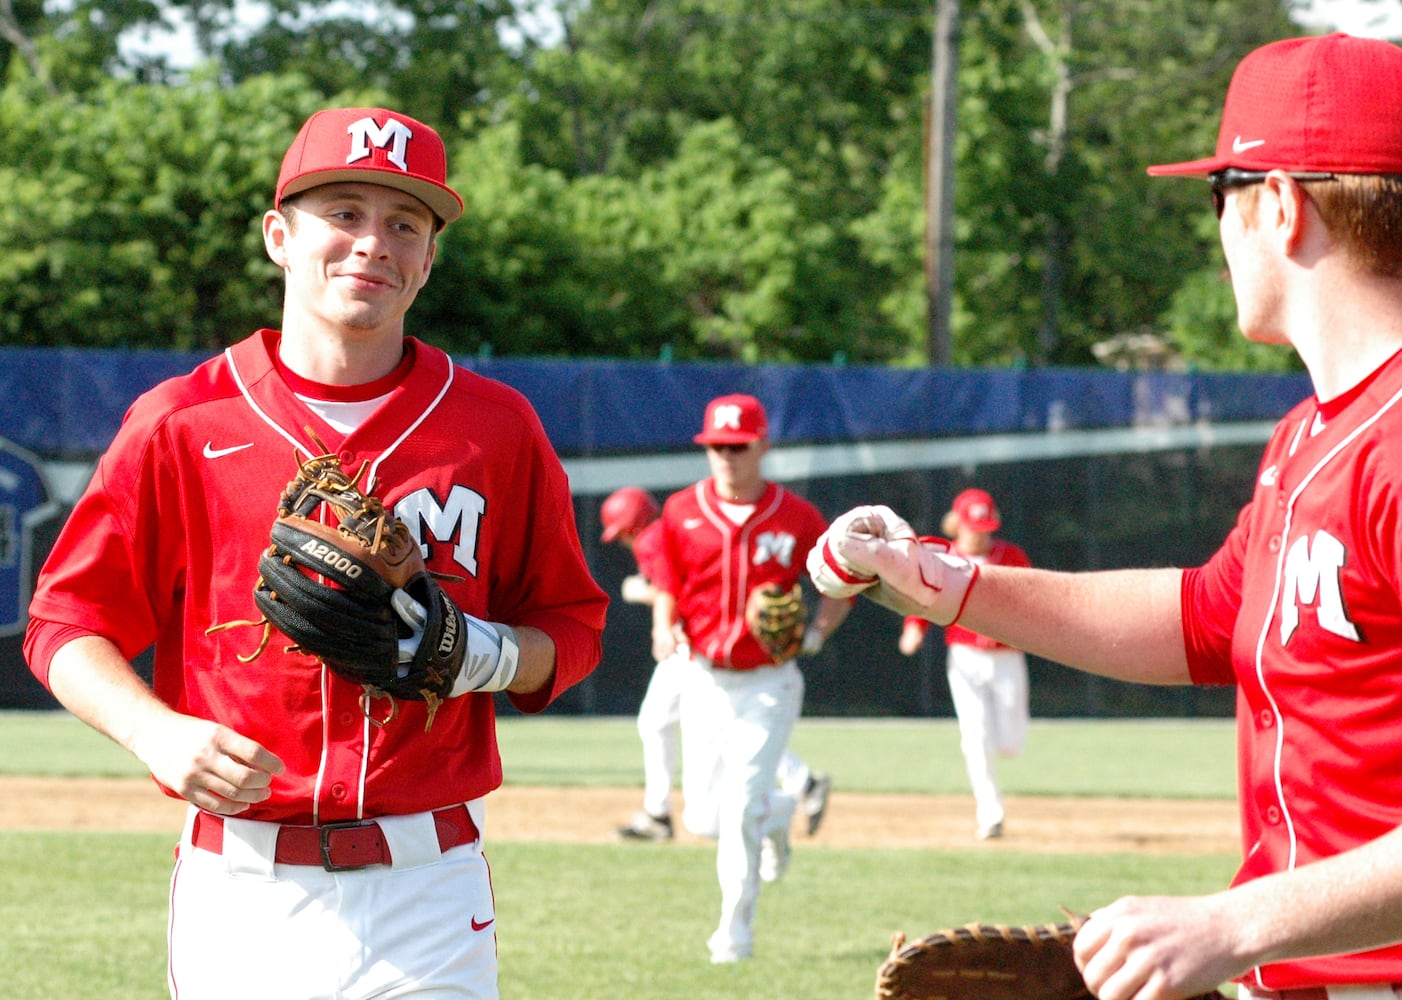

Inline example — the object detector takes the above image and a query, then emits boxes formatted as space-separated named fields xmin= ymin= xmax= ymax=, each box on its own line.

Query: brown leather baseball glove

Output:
xmin=207 ymin=440 xmax=468 ymax=728
xmin=745 ymin=582 xmax=806 ymax=662
xmin=874 ymin=921 xmax=1230 ymax=1000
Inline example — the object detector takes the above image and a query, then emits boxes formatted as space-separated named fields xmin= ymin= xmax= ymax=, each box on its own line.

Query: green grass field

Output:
xmin=0 ymin=711 xmax=1240 ymax=999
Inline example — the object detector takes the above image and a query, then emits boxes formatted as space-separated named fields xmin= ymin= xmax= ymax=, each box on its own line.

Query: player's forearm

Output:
xmin=1204 ymin=825 xmax=1402 ymax=972
xmin=810 ymin=595 xmax=851 ymax=640
xmin=958 ymin=565 xmax=1190 ymax=684
xmin=47 ymin=634 xmax=178 ymax=759
xmin=503 ymin=625 xmax=557 ymax=695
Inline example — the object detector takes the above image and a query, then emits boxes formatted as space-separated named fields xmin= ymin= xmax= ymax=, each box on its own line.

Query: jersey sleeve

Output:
xmin=650 ymin=495 xmax=687 ymax=599
xmin=631 ymin=521 xmax=667 ymax=583
xmin=26 ymin=399 xmax=183 ymax=682
xmin=1181 ymin=503 xmax=1250 ymax=686
xmin=495 ymin=401 xmax=609 ymax=714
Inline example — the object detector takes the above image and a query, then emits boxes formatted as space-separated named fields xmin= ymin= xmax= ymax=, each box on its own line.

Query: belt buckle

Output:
xmin=318 ymin=819 xmax=376 ymax=872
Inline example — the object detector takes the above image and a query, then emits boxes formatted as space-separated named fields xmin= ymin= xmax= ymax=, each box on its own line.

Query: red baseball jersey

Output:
xmin=631 ymin=519 xmax=666 ymax=584
xmin=905 ymin=538 xmax=1032 ymax=650
xmin=26 ymin=330 xmax=607 ymax=825
xmin=654 ymin=479 xmax=828 ymax=670
xmin=1182 ymin=348 xmax=1402 ymax=989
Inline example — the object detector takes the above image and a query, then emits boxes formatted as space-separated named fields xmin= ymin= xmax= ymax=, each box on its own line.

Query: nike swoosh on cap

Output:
xmin=203 ymin=441 xmax=254 ymax=459
xmin=1232 ymin=136 xmax=1266 ymax=153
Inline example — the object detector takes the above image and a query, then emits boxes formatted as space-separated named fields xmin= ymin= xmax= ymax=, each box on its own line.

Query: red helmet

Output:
xmin=600 ymin=487 xmax=660 ymax=542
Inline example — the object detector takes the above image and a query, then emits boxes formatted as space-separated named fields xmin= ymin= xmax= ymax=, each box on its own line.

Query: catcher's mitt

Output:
xmin=875 ymin=921 xmax=1229 ymax=1000
xmin=745 ymin=582 xmax=806 ymax=662
xmin=207 ymin=441 xmax=467 ymax=728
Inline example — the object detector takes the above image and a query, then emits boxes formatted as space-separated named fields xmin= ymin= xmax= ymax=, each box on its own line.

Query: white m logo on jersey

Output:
xmin=346 ymin=116 xmax=413 ymax=171
xmin=1279 ymin=530 xmax=1359 ymax=645
xmin=394 ymin=485 xmax=484 ymax=576
xmin=754 ymin=531 xmax=797 ymax=568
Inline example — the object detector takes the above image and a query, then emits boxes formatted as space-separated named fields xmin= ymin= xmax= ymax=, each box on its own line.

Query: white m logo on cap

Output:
xmin=712 ymin=404 xmax=744 ymax=431
xmin=346 ymin=117 xmax=413 ymax=171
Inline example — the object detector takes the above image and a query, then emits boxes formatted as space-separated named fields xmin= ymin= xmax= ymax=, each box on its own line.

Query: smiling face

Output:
xmin=263 ymin=182 xmax=438 ymax=344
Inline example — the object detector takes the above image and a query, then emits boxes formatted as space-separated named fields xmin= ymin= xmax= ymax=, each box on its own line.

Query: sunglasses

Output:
xmin=1208 ymin=167 xmax=1338 ymax=219
xmin=706 ymin=442 xmax=752 ymax=454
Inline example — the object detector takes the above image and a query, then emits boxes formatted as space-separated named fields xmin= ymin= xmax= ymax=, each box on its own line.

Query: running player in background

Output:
xmin=651 ymin=394 xmax=851 ymax=963
xmin=599 ymin=485 xmax=685 ymax=841
xmin=602 ymin=486 xmax=834 ymax=844
xmin=811 ymin=34 xmax=1402 ymax=1000
xmin=25 ymin=107 xmax=608 ymax=999
xmin=898 ymin=488 xmax=1032 ymax=841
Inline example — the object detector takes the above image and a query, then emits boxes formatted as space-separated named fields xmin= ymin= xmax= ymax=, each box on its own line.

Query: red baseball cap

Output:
xmin=694 ymin=394 xmax=769 ymax=446
xmin=276 ymin=107 xmax=464 ymax=226
xmin=600 ymin=487 xmax=660 ymax=542
xmin=1148 ymin=33 xmax=1402 ymax=178
xmin=951 ymin=489 xmax=1001 ymax=533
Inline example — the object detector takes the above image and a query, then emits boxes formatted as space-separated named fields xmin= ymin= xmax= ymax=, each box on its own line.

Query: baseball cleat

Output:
xmin=616 ymin=810 xmax=673 ymax=842
xmin=802 ymin=772 xmax=832 ymax=836
xmin=977 ymin=821 xmax=1004 ymax=840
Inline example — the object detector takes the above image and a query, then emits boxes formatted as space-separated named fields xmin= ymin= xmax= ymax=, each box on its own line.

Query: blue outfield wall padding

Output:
xmin=0 ymin=346 xmax=1313 ymax=459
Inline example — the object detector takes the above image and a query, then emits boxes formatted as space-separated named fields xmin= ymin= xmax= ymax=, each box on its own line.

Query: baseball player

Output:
xmin=810 ymin=33 xmax=1402 ymax=1000
xmin=602 ymin=486 xmax=834 ymax=842
xmin=899 ymin=488 xmax=1032 ymax=840
xmin=651 ymin=394 xmax=851 ymax=963
xmin=24 ymin=107 xmax=608 ymax=999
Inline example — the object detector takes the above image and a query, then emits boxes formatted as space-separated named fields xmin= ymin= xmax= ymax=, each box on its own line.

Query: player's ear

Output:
xmin=263 ymin=209 xmax=291 ymax=269
xmin=1263 ymin=172 xmax=1310 ymax=256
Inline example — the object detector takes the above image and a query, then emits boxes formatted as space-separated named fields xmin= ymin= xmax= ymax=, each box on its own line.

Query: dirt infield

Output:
xmin=1 ymin=775 xmax=1238 ymax=855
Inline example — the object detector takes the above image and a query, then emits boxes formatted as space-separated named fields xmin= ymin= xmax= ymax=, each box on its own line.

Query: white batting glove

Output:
xmin=807 ymin=505 xmax=919 ymax=598
xmin=861 ymin=535 xmax=979 ymax=626
xmin=799 ymin=625 xmax=825 ymax=657
xmin=391 ymin=590 xmax=521 ymax=694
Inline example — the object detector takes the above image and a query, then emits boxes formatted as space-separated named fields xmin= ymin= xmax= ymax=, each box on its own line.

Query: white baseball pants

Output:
xmin=636 ymin=652 xmax=689 ymax=818
xmin=678 ymin=657 xmax=803 ymax=960
xmin=167 ymin=803 xmax=498 ymax=999
xmin=946 ymin=644 xmax=1029 ymax=831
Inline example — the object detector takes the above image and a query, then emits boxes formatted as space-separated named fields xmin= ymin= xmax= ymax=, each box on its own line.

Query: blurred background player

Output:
xmin=650 ymin=393 xmax=851 ymax=963
xmin=602 ymin=485 xmax=833 ymax=843
xmin=599 ymin=485 xmax=681 ymax=841
xmin=897 ymin=488 xmax=1032 ymax=840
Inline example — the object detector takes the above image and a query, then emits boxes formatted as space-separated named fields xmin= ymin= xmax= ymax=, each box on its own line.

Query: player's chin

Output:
xmin=333 ymin=299 xmax=411 ymax=332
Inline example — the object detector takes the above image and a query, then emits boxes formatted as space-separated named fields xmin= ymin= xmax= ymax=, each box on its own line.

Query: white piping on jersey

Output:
xmin=364 ymin=352 xmax=454 ymax=495
xmin=693 ymin=482 xmax=787 ymax=664
xmin=1254 ymin=386 xmax=1402 ymax=876
xmin=223 ymin=346 xmax=318 ymax=459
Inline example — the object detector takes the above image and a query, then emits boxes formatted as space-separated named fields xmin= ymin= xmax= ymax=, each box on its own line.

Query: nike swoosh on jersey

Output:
xmin=1259 ymin=464 xmax=1279 ymax=487
xmin=202 ymin=441 xmax=254 ymax=459
xmin=1232 ymin=136 xmax=1266 ymax=153
xmin=471 ymin=916 xmax=495 ymax=932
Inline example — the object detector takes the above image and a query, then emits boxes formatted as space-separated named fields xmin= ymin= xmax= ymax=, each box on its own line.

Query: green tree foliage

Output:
xmin=416 ymin=118 xmax=841 ymax=361
xmin=162 ymin=0 xmax=517 ymax=133
xmin=0 ymin=73 xmax=335 ymax=349
xmin=0 ymin=0 xmax=1329 ymax=369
